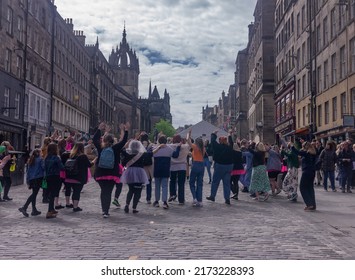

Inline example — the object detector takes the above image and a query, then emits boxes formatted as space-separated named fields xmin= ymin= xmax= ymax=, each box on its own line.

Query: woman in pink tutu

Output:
xmin=120 ymin=140 xmax=154 ymax=214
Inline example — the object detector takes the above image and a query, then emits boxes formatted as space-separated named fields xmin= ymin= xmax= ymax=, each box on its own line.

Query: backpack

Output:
xmin=98 ymin=147 xmax=115 ymax=169
xmin=65 ymin=158 xmax=79 ymax=177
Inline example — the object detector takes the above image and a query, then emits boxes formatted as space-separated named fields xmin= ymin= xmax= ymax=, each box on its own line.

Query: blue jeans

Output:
xmin=340 ymin=166 xmax=352 ymax=190
xmin=155 ymin=177 xmax=168 ymax=203
xmin=170 ymin=170 xmax=186 ymax=203
xmin=210 ymin=163 xmax=233 ymax=200
xmin=189 ymin=161 xmax=204 ymax=202
xmin=203 ymin=157 xmax=212 ymax=182
xmin=323 ymin=170 xmax=335 ymax=190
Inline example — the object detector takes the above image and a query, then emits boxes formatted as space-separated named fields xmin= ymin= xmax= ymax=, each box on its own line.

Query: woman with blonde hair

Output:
xmin=249 ymin=142 xmax=270 ymax=201
xmin=291 ymin=141 xmax=317 ymax=210
xmin=64 ymin=142 xmax=93 ymax=212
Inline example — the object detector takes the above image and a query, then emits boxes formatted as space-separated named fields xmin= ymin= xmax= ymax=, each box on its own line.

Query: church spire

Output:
xmin=149 ymin=80 xmax=152 ymax=98
xmin=122 ymin=22 xmax=127 ymax=45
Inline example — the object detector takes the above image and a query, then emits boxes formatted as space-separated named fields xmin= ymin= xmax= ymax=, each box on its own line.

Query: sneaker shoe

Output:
xmin=241 ymin=187 xmax=249 ymax=193
xmin=289 ymin=193 xmax=298 ymax=201
xmin=206 ymin=196 xmax=215 ymax=202
xmin=112 ymin=199 xmax=120 ymax=207
xmin=147 ymin=200 xmax=151 ymax=204
xmin=231 ymin=194 xmax=239 ymax=200
xmin=124 ymin=205 xmax=129 ymax=213
xmin=347 ymin=189 xmax=352 ymax=193
xmin=3 ymin=196 xmax=13 ymax=201
xmin=249 ymin=193 xmax=256 ymax=198
xmin=163 ymin=202 xmax=169 ymax=209
xmin=103 ymin=213 xmax=110 ymax=218
xmin=132 ymin=209 xmax=139 ymax=214
xmin=324 ymin=188 xmax=328 ymax=192
xmin=168 ymin=195 xmax=177 ymax=202
xmin=332 ymin=188 xmax=337 ymax=192
xmin=225 ymin=199 xmax=231 ymax=205
xmin=153 ymin=201 xmax=159 ymax=207
xmin=275 ymin=188 xmax=282 ymax=195
xmin=65 ymin=204 xmax=74 ymax=208
xmin=73 ymin=207 xmax=82 ymax=212
xmin=31 ymin=210 xmax=41 ymax=216
xmin=54 ymin=205 xmax=64 ymax=210
xmin=18 ymin=207 xmax=29 ymax=217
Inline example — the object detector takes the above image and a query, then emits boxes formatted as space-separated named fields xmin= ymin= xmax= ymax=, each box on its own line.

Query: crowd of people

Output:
xmin=0 ymin=123 xmax=354 ymax=219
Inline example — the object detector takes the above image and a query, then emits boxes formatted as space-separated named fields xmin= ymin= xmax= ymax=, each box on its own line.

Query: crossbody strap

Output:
xmin=126 ymin=152 xmax=144 ymax=168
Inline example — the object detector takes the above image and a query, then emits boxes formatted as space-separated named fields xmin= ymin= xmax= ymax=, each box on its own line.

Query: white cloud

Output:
xmin=55 ymin=0 xmax=257 ymax=127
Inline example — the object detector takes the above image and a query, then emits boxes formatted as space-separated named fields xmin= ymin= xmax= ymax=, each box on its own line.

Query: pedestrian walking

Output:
xmin=18 ymin=149 xmax=44 ymax=217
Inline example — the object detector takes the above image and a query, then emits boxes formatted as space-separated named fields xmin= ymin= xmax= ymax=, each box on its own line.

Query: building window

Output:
xmin=339 ymin=5 xmax=346 ymax=30
xmin=298 ymin=109 xmax=301 ymax=127
xmin=5 ymin=48 xmax=12 ymax=72
xmin=323 ymin=16 xmax=328 ymax=46
xmin=341 ymin=92 xmax=346 ymax=116
xmin=331 ymin=53 xmax=337 ymax=85
xmin=350 ymin=0 xmax=355 ymax=20
xmin=318 ymin=105 xmax=322 ymax=127
xmin=301 ymin=5 xmax=306 ymax=31
xmin=6 ymin=6 xmax=13 ymax=35
xmin=302 ymin=74 xmax=306 ymax=98
xmin=24 ymin=93 xmax=29 ymax=118
xmin=302 ymin=107 xmax=306 ymax=126
xmin=332 ymin=97 xmax=337 ymax=122
xmin=340 ymin=46 xmax=346 ymax=79
xmin=15 ymin=92 xmax=20 ymax=119
xmin=330 ymin=8 xmax=336 ymax=38
xmin=316 ymin=25 xmax=321 ymax=52
xmin=351 ymin=37 xmax=355 ymax=73
xmin=16 ymin=55 xmax=22 ymax=78
xmin=323 ymin=60 xmax=329 ymax=89
xmin=317 ymin=65 xmax=322 ymax=92
xmin=3 ymin=88 xmax=10 ymax=116
xmin=17 ymin=16 xmax=24 ymax=43
xmin=325 ymin=101 xmax=329 ymax=125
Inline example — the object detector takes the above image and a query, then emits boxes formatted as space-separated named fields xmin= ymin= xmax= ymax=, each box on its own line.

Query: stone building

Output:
xmin=138 ymin=82 xmax=172 ymax=133
xmin=274 ymin=0 xmax=297 ymax=141
xmin=246 ymin=0 xmax=276 ymax=144
xmin=0 ymin=0 xmax=27 ymax=150
xmin=295 ymin=0 xmax=355 ymax=143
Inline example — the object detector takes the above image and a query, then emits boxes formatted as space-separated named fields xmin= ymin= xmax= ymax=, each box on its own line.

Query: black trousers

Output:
xmin=98 ymin=180 xmax=115 ymax=214
xmin=126 ymin=184 xmax=143 ymax=209
xmin=300 ymin=171 xmax=316 ymax=207
xmin=46 ymin=175 xmax=62 ymax=212
xmin=230 ymin=174 xmax=240 ymax=196
xmin=114 ymin=183 xmax=123 ymax=199
xmin=24 ymin=178 xmax=42 ymax=211
xmin=65 ymin=182 xmax=84 ymax=201
xmin=0 ymin=176 xmax=12 ymax=198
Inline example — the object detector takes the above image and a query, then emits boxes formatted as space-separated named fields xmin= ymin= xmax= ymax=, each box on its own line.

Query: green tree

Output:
xmin=153 ymin=119 xmax=176 ymax=138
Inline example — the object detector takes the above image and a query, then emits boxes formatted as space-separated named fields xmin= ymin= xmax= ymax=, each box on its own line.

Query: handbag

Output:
xmin=41 ymin=178 xmax=48 ymax=189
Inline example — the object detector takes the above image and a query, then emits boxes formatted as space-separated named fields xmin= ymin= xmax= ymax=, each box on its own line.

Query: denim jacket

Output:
xmin=26 ymin=157 xmax=44 ymax=183
xmin=44 ymin=155 xmax=64 ymax=177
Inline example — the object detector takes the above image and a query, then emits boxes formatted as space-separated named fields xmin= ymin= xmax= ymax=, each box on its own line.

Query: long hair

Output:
xmin=195 ymin=137 xmax=204 ymax=153
xmin=46 ymin=143 xmax=58 ymax=158
xmin=302 ymin=141 xmax=316 ymax=155
xmin=28 ymin=149 xmax=41 ymax=166
xmin=70 ymin=142 xmax=84 ymax=158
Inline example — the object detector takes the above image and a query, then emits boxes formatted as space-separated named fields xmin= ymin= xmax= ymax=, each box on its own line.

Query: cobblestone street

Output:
xmin=1 ymin=176 xmax=354 ymax=260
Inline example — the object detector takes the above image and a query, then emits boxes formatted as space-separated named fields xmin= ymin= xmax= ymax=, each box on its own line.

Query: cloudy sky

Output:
xmin=55 ymin=0 xmax=257 ymax=128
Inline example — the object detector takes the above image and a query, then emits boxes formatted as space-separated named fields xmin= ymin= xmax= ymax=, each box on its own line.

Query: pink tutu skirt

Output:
xmin=120 ymin=167 xmax=149 ymax=185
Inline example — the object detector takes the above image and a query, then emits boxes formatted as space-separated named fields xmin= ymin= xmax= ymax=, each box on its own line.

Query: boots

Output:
xmin=31 ymin=209 xmax=41 ymax=216
xmin=46 ymin=211 xmax=57 ymax=219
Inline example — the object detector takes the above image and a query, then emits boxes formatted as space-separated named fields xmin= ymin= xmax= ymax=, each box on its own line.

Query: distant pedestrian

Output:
xmin=249 ymin=142 xmax=270 ymax=201
xmin=152 ymin=135 xmax=181 ymax=209
xmin=206 ymin=131 xmax=234 ymax=205
xmin=18 ymin=149 xmax=44 ymax=217
xmin=292 ymin=141 xmax=317 ymax=211
xmin=187 ymin=130 xmax=205 ymax=207
xmin=44 ymin=143 xmax=65 ymax=219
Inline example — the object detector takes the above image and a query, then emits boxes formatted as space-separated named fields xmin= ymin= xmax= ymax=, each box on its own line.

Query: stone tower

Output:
xmin=109 ymin=26 xmax=140 ymax=98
